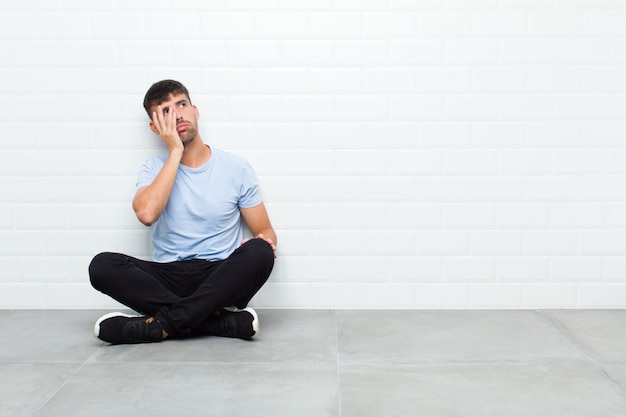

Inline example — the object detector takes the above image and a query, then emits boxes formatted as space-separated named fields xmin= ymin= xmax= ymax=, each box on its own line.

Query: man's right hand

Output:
xmin=152 ymin=105 xmax=184 ymax=154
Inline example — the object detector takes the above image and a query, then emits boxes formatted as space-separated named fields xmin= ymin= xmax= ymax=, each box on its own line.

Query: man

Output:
xmin=89 ymin=80 xmax=276 ymax=344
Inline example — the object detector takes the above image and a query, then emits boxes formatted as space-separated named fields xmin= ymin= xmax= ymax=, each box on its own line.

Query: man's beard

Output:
xmin=179 ymin=124 xmax=198 ymax=146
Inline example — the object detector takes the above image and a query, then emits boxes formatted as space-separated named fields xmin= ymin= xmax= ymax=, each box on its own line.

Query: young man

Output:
xmin=89 ymin=80 xmax=276 ymax=344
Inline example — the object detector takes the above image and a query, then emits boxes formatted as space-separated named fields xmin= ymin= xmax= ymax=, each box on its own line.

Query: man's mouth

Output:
xmin=176 ymin=123 xmax=189 ymax=133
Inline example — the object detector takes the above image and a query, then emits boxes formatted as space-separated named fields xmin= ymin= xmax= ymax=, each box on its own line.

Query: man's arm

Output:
xmin=240 ymin=202 xmax=277 ymax=257
xmin=133 ymin=106 xmax=184 ymax=226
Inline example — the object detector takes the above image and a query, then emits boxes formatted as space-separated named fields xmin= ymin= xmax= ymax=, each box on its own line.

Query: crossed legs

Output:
xmin=89 ymin=238 xmax=274 ymax=340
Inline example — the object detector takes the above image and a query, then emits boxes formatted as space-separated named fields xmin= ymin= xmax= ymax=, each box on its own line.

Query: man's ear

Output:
xmin=194 ymin=105 xmax=200 ymax=120
xmin=149 ymin=120 xmax=158 ymax=134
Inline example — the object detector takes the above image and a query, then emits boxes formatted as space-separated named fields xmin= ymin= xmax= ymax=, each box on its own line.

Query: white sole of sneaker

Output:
xmin=93 ymin=312 xmax=138 ymax=338
xmin=241 ymin=307 xmax=259 ymax=338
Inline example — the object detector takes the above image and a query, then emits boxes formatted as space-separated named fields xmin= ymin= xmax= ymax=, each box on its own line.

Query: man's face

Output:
xmin=150 ymin=93 xmax=200 ymax=145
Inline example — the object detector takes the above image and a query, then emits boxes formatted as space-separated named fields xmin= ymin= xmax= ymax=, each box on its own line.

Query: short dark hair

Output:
xmin=143 ymin=79 xmax=191 ymax=116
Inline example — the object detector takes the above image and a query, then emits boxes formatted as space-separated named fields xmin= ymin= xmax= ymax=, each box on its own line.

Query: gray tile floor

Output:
xmin=1 ymin=309 xmax=626 ymax=417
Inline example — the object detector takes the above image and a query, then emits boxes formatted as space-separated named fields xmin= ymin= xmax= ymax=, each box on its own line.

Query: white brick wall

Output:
xmin=2 ymin=1 xmax=626 ymax=309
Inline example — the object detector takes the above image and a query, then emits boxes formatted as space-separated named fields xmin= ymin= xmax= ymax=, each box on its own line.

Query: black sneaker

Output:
xmin=213 ymin=307 xmax=259 ymax=340
xmin=94 ymin=312 xmax=164 ymax=344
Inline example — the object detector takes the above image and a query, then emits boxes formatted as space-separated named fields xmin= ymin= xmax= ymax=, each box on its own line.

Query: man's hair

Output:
xmin=143 ymin=79 xmax=191 ymax=116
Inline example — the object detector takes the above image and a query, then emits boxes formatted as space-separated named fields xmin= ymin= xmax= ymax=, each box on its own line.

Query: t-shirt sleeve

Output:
xmin=238 ymin=159 xmax=263 ymax=208
xmin=136 ymin=158 xmax=159 ymax=189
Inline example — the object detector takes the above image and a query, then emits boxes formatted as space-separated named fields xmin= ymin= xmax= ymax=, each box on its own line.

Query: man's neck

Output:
xmin=180 ymin=136 xmax=211 ymax=168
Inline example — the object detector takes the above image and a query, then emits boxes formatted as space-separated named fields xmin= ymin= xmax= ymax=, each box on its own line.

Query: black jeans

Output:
xmin=89 ymin=238 xmax=274 ymax=337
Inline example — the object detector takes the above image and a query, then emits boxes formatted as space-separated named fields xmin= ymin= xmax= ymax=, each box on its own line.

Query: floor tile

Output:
xmin=340 ymin=361 xmax=626 ymax=417
xmin=32 ymin=362 xmax=340 ymax=417
xmin=601 ymin=362 xmax=626 ymax=390
xmin=88 ymin=309 xmax=338 ymax=365
xmin=541 ymin=310 xmax=626 ymax=362
xmin=0 ymin=363 xmax=80 ymax=417
xmin=0 ymin=310 xmax=103 ymax=363
xmin=337 ymin=310 xmax=584 ymax=364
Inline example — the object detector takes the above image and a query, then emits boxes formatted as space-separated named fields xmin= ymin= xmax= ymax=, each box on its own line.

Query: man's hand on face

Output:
xmin=152 ymin=105 xmax=184 ymax=154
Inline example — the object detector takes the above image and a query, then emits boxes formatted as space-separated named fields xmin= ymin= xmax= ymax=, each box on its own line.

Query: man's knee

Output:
xmin=89 ymin=252 xmax=120 ymax=290
xmin=252 ymin=238 xmax=275 ymax=261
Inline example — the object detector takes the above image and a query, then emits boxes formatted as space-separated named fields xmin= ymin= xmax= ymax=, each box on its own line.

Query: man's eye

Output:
xmin=162 ymin=108 xmax=169 ymax=115
xmin=179 ymin=102 xmax=187 ymax=108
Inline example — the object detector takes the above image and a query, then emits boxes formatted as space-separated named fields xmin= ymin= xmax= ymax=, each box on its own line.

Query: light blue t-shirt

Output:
xmin=137 ymin=147 xmax=263 ymax=262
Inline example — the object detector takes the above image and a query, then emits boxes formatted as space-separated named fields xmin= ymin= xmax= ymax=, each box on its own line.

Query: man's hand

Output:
xmin=152 ymin=105 xmax=184 ymax=154
xmin=242 ymin=233 xmax=277 ymax=258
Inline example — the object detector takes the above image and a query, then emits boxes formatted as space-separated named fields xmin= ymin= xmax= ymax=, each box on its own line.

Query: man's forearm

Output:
xmin=133 ymin=150 xmax=183 ymax=226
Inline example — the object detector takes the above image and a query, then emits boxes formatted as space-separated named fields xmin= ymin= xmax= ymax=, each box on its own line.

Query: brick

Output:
xmin=418 ymin=68 xmax=472 ymax=93
xmin=388 ymin=204 xmax=442 ymax=229
xmin=497 ymin=95 xmax=553 ymax=121
xmin=555 ymin=39 xmax=610 ymax=64
xmin=335 ymin=150 xmax=389 ymax=175
xmin=473 ymin=11 xmax=527 ymax=37
xmin=200 ymin=12 xmax=255 ymax=38
xmin=310 ymin=69 xmax=362 ymax=93
xmin=390 ymin=95 xmax=445 ymax=122
xmin=414 ymin=283 xmax=469 ymax=308
xmin=91 ymin=13 xmax=144 ymax=39
xmin=335 ymin=40 xmax=388 ymax=65
xmin=444 ymin=39 xmax=499 ymax=65
xmin=497 ymin=204 xmax=551 ymax=228
xmin=36 ymin=12 xmax=91 ymax=39
xmin=390 ymin=40 xmax=443 ymax=65
xmin=362 ymin=230 xmax=415 ymax=255
xmin=389 ymin=257 xmax=442 ymax=282
xmin=364 ymin=68 xmax=416 ymax=93
xmin=282 ymin=96 xmax=335 ymax=122
xmin=524 ymin=284 xmax=578 ymax=308
xmin=229 ymin=41 xmax=280 ymax=65
xmin=446 ymin=95 xmax=497 ymax=120
xmin=554 ymin=150 xmax=607 ymax=174
xmin=336 ymin=95 xmax=388 ymax=121
xmin=551 ymin=257 xmax=604 ymax=281
xmin=444 ymin=150 xmax=499 ymax=175
xmin=281 ymin=41 xmax=333 ymax=65
xmin=0 ymin=13 xmax=36 ymax=39
xmin=363 ymin=12 xmax=418 ymax=37
xmin=418 ymin=12 xmax=473 ymax=37
xmin=470 ymin=283 xmax=524 ymax=308
xmin=255 ymin=68 xmax=308 ymax=94
xmin=364 ymin=123 xmax=418 ymax=148
xmin=528 ymin=67 xmax=581 ymax=93
xmin=525 ymin=231 xmax=579 ymax=255
xmin=444 ymin=257 xmax=494 ymax=282
xmin=203 ymin=69 xmax=256 ymax=93
xmin=254 ymin=12 xmax=308 ymax=37
xmin=309 ymin=12 xmax=361 ymax=38
xmin=333 ymin=203 xmax=388 ymax=229
xmin=365 ymin=284 xmax=415 ymax=308
xmin=473 ymin=68 xmax=526 ymax=93
xmin=471 ymin=231 xmax=524 ymax=255
xmin=527 ymin=122 xmax=582 ymax=148
xmin=529 ymin=11 xmax=583 ymax=37
xmin=499 ymin=150 xmax=552 ymax=175
xmin=501 ymin=40 xmax=553 ymax=64
xmin=171 ymin=41 xmax=228 ymax=66
xmin=525 ymin=177 xmax=578 ymax=202
xmin=361 ymin=177 xmax=417 ymax=202
xmin=418 ymin=177 xmax=471 ymax=202
xmin=495 ymin=257 xmax=550 ymax=282
xmin=586 ymin=10 xmax=626 ymax=36
xmin=472 ymin=122 xmax=525 ymax=148
xmin=444 ymin=204 xmax=497 ymax=229
xmin=390 ymin=149 xmax=443 ymax=175
xmin=414 ymin=231 xmax=471 ymax=255
xmin=471 ymin=177 xmax=524 ymax=202
xmin=307 ymin=123 xmax=363 ymax=148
